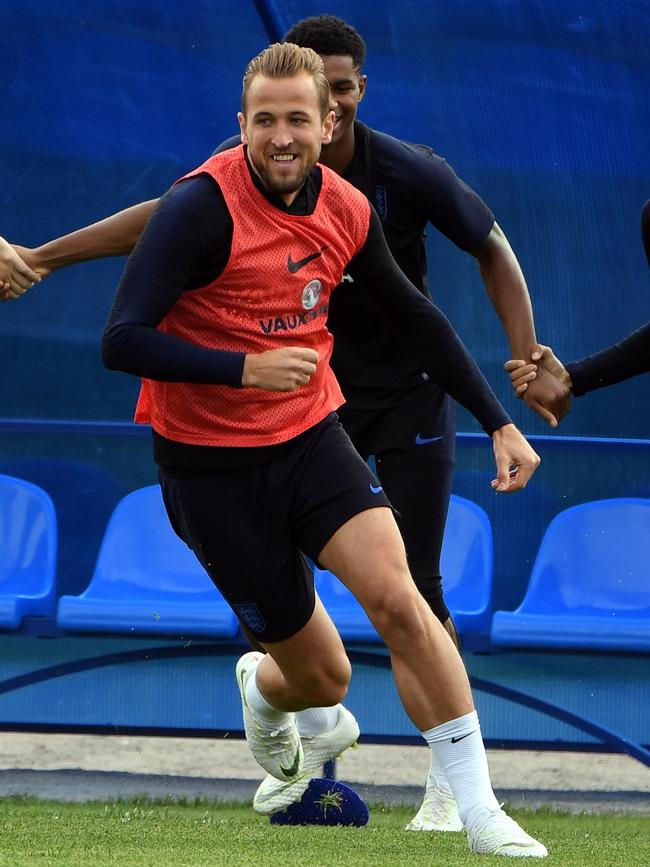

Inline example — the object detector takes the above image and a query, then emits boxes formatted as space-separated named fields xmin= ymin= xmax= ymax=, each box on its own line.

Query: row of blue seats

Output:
xmin=1 ymin=473 xmax=649 ymax=651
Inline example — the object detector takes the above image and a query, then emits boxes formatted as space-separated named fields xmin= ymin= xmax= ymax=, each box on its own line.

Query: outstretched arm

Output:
xmin=473 ymin=223 xmax=570 ymax=426
xmin=348 ymin=210 xmax=540 ymax=492
xmin=0 ymin=237 xmax=41 ymax=301
xmin=506 ymin=324 xmax=650 ymax=398
xmin=0 ymin=200 xmax=159 ymax=300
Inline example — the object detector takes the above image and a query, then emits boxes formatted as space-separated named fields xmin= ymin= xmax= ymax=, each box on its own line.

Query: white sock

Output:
xmin=421 ymin=710 xmax=499 ymax=826
xmin=245 ymin=671 xmax=291 ymax=729
xmin=296 ymin=705 xmax=340 ymax=737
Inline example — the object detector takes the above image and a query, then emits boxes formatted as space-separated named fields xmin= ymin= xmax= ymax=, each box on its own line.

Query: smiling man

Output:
xmin=100 ymin=42 xmax=546 ymax=859
xmin=239 ymin=15 xmax=567 ymax=833
xmin=0 ymin=15 xmax=564 ymax=838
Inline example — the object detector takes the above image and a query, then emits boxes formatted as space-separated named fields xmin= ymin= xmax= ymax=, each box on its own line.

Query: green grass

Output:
xmin=0 ymin=798 xmax=648 ymax=866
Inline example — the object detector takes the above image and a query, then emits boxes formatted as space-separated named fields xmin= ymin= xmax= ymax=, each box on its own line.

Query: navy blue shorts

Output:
xmin=159 ymin=414 xmax=391 ymax=643
xmin=338 ymin=385 xmax=456 ymax=621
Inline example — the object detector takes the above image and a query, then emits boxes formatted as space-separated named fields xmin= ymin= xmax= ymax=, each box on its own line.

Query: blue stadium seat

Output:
xmin=314 ymin=494 xmax=494 ymax=643
xmin=491 ymin=498 xmax=650 ymax=652
xmin=439 ymin=494 xmax=494 ymax=637
xmin=0 ymin=474 xmax=58 ymax=628
xmin=57 ymin=485 xmax=239 ymax=637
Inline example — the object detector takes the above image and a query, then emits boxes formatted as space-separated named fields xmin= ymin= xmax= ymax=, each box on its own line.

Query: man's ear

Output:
xmin=321 ymin=109 xmax=335 ymax=145
xmin=357 ymin=74 xmax=368 ymax=104
xmin=237 ymin=112 xmax=247 ymax=144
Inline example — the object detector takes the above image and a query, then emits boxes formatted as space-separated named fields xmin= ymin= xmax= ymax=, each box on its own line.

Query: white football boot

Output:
xmin=236 ymin=652 xmax=303 ymax=782
xmin=253 ymin=704 xmax=359 ymax=815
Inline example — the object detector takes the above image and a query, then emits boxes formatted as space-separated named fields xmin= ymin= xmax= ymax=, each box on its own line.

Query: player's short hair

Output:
xmin=284 ymin=15 xmax=366 ymax=71
xmin=242 ymin=42 xmax=331 ymax=118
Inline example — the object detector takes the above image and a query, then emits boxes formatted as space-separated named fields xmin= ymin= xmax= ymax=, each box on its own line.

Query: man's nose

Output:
xmin=271 ymin=121 xmax=294 ymax=149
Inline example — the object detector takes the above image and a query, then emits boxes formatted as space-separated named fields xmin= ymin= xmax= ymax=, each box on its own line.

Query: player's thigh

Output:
xmin=317 ymin=505 xmax=418 ymax=615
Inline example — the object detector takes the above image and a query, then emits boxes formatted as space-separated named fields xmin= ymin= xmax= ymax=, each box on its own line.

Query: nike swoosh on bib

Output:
xmin=414 ymin=434 xmax=444 ymax=446
xmin=287 ymin=245 xmax=329 ymax=273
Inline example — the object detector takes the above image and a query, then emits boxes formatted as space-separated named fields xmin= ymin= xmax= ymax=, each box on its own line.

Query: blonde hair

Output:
xmin=242 ymin=42 xmax=331 ymax=118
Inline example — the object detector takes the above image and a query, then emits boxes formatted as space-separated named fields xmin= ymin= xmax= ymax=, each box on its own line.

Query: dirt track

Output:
xmin=0 ymin=733 xmax=648 ymax=813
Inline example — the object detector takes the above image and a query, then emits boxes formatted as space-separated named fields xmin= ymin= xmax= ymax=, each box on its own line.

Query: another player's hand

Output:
xmin=0 ymin=239 xmax=42 ymax=301
xmin=490 ymin=423 xmax=540 ymax=493
xmin=242 ymin=347 xmax=319 ymax=391
xmin=506 ymin=344 xmax=572 ymax=392
xmin=505 ymin=343 xmax=571 ymax=428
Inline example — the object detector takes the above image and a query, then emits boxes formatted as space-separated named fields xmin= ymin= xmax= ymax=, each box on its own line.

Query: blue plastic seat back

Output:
xmin=0 ymin=474 xmax=57 ymax=619
xmin=440 ymin=495 xmax=493 ymax=617
xmin=87 ymin=485 xmax=220 ymax=601
xmin=520 ymin=498 xmax=650 ymax=616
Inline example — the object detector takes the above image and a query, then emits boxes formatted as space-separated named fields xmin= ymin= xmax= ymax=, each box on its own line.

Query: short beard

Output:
xmin=249 ymin=154 xmax=310 ymax=199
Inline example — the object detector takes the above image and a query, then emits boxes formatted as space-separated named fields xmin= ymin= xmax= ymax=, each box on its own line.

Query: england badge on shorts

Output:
xmin=232 ymin=602 xmax=266 ymax=634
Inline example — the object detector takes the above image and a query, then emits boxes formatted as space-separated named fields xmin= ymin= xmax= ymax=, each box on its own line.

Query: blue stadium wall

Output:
xmin=1 ymin=1 xmax=649 ymax=609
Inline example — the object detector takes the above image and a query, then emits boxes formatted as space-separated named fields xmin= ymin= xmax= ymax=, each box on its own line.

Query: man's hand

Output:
xmin=505 ymin=344 xmax=571 ymax=427
xmin=242 ymin=347 xmax=319 ymax=391
xmin=521 ymin=365 xmax=571 ymax=427
xmin=0 ymin=239 xmax=42 ymax=301
xmin=490 ymin=423 xmax=541 ymax=492
xmin=505 ymin=344 xmax=572 ymax=413
xmin=507 ymin=344 xmax=571 ymax=388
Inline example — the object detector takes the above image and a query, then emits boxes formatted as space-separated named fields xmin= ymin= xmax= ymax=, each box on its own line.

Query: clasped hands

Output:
xmin=505 ymin=344 xmax=572 ymax=427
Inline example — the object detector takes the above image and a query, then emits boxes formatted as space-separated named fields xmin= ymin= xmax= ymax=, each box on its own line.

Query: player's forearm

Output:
xmin=102 ymin=320 xmax=245 ymax=385
xmin=476 ymin=223 xmax=537 ymax=358
xmin=566 ymin=321 xmax=650 ymax=395
xmin=393 ymin=299 xmax=512 ymax=433
xmin=30 ymin=200 xmax=159 ymax=273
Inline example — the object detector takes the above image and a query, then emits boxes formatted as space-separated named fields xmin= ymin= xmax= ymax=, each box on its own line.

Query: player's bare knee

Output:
xmin=369 ymin=585 xmax=429 ymax=647
xmin=303 ymin=657 xmax=351 ymax=706
xmin=299 ymin=675 xmax=349 ymax=707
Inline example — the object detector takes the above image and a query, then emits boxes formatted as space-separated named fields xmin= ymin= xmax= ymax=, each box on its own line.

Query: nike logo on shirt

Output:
xmin=415 ymin=434 xmax=444 ymax=446
xmin=369 ymin=483 xmax=383 ymax=494
xmin=287 ymin=245 xmax=329 ymax=273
